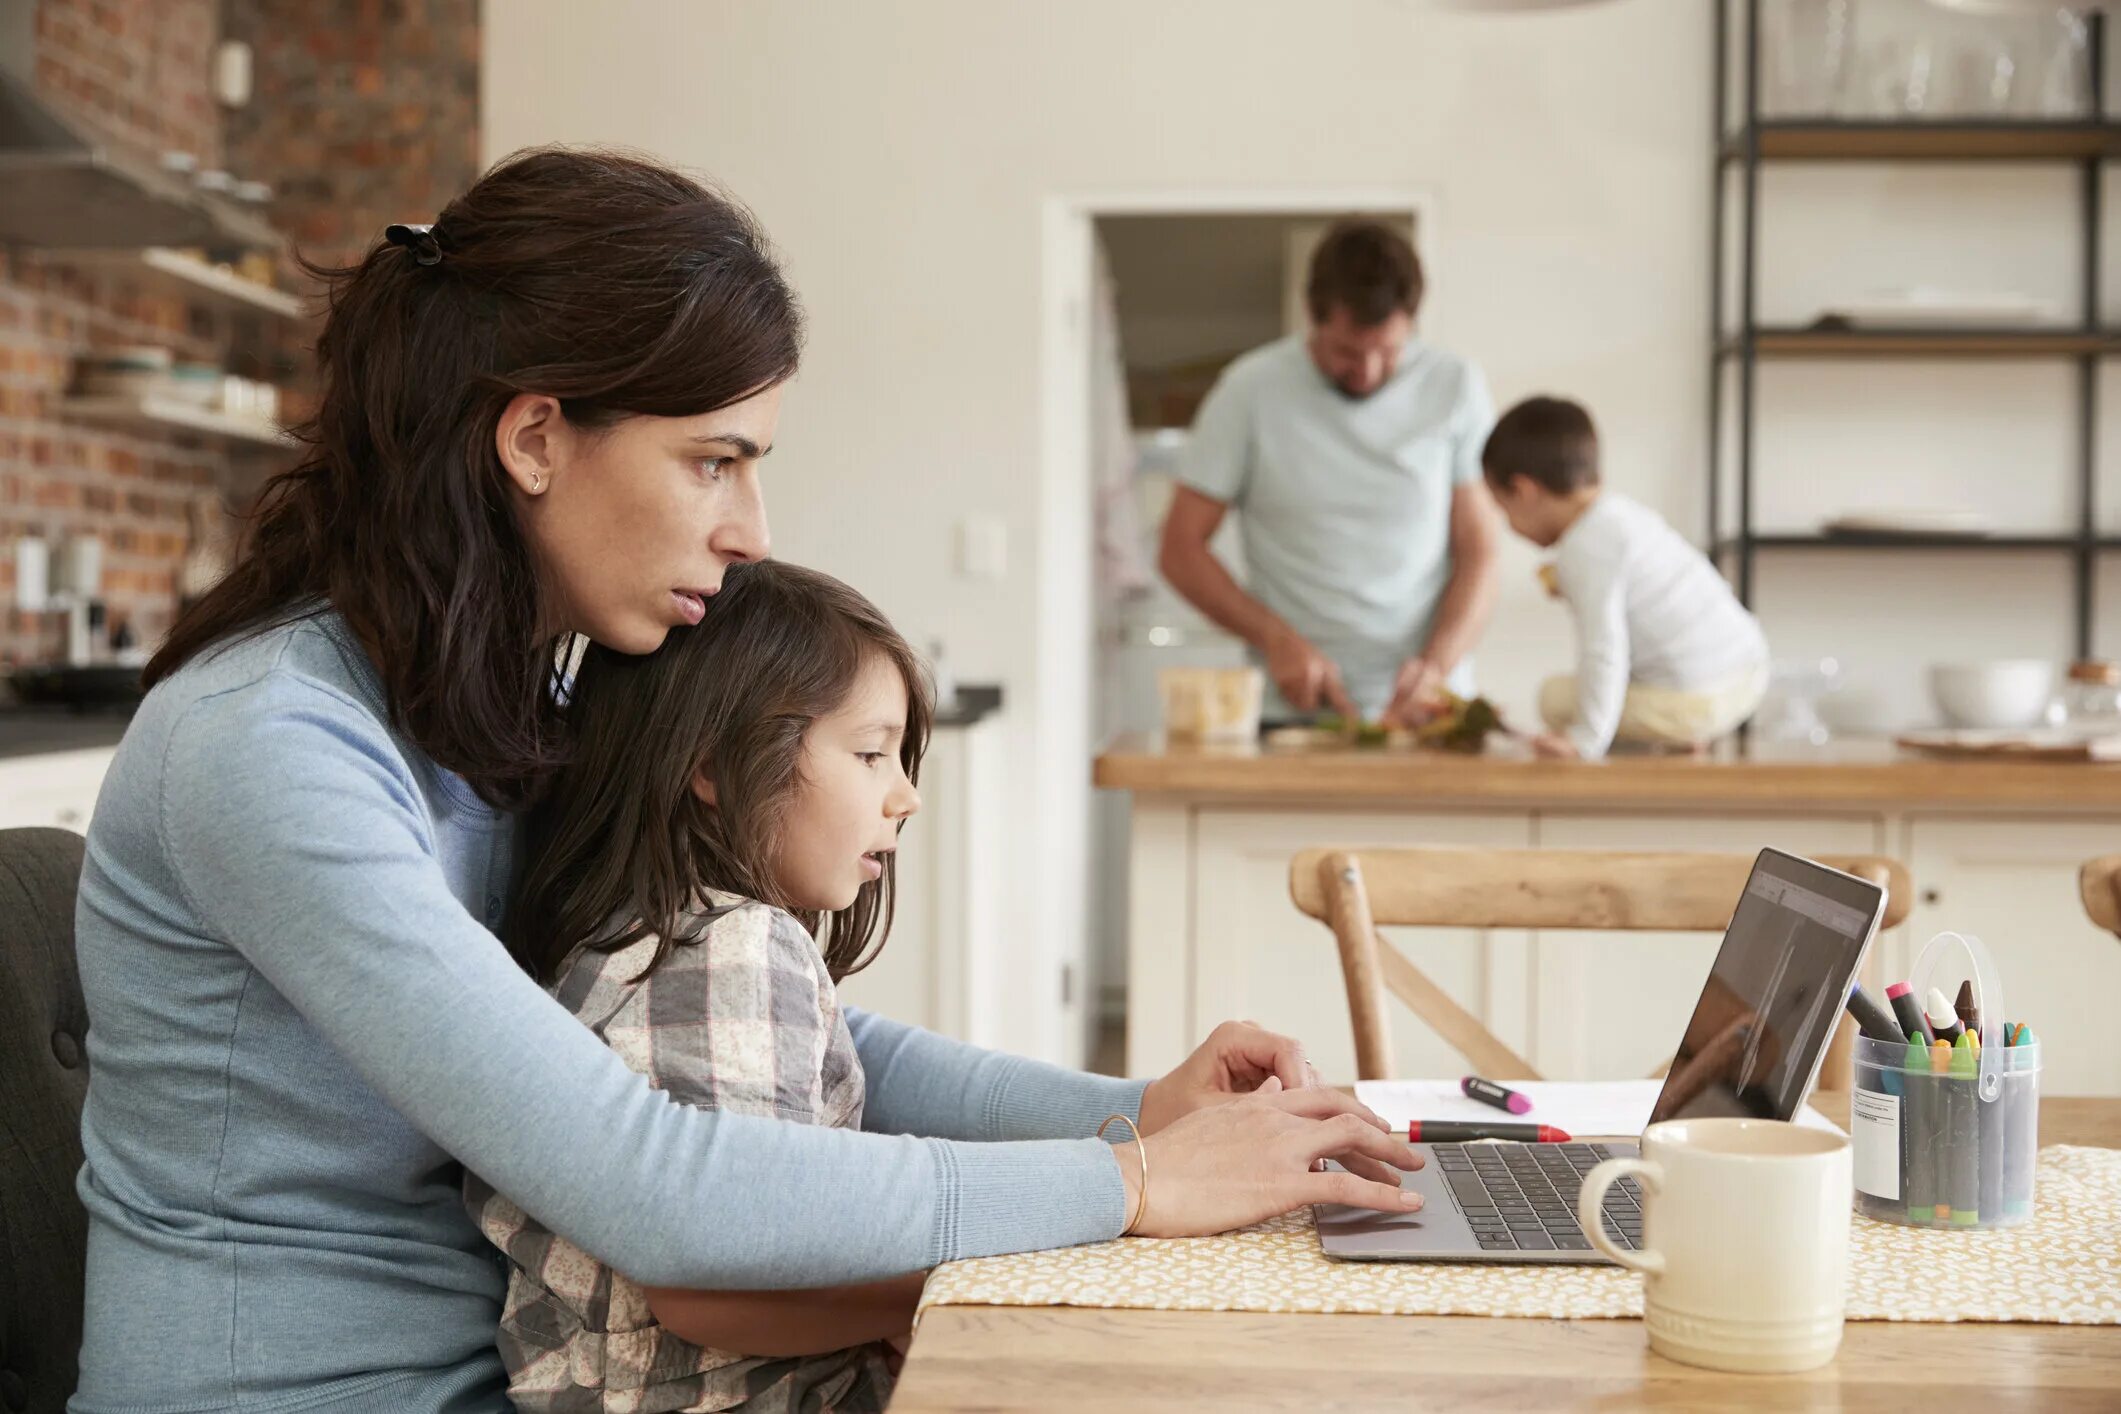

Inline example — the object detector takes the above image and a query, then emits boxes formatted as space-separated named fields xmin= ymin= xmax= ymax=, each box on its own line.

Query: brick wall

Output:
xmin=0 ymin=0 xmax=480 ymax=667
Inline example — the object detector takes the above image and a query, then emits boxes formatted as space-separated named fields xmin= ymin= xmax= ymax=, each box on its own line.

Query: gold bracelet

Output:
xmin=1097 ymin=1113 xmax=1148 ymax=1236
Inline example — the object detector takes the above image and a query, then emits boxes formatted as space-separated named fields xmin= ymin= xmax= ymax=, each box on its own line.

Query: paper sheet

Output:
xmin=1353 ymin=1078 xmax=1844 ymax=1138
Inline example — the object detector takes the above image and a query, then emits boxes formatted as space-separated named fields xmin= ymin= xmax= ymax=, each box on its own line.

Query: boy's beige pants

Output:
xmin=1538 ymin=663 xmax=1770 ymax=748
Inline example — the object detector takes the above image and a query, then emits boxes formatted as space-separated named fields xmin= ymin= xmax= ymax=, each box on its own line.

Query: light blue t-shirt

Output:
xmin=70 ymin=608 xmax=1143 ymax=1413
xmin=1179 ymin=336 xmax=1494 ymax=719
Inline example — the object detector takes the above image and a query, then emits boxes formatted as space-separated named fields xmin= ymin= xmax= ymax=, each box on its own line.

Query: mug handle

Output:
xmin=1577 ymin=1157 xmax=1665 ymax=1275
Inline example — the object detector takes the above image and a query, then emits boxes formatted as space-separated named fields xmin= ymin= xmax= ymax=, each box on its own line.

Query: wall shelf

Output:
xmin=49 ymin=247 xmax=304 ymax=320
xmin=1718 ymin=121 xmax=2121 ymax=164
xmin=58 ymin=394 xmax=295 ymax=449
xmin=1722 ymin=328 xmax=2121 ymax=358
xmin=1710 ymin=1 xmax=2111 ymax=660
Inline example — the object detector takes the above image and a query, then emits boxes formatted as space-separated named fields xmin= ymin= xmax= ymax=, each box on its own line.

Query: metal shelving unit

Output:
xmin=1710 ymin=0 xmax=2115 ymax=659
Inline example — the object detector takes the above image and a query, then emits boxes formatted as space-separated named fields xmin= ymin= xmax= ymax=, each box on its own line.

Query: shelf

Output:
xmin=1719 ymin=122 xmax=2121 ymax=163
xmin=59 ymin=394 xmax=295 ymax=449
xmin=1714 ymin=535 xmax=2121 ymax=555
xmin=1720 ymin=328 xmax=2121 ymax=359
xmin=48 ymin=248 xmax=304 ymax=320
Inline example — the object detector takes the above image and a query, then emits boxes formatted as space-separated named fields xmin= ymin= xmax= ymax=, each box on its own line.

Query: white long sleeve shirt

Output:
xmin=1550 ymin=492 xmax=1768 ymax=757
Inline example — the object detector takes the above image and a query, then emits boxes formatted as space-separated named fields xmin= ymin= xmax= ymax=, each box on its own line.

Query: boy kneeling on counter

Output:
xmin=1482 ymin=396 xmax=1770 ymax=761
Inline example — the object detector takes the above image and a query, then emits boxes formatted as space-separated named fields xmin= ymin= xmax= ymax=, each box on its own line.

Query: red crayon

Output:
xmin=1407 ymin=1121 xmax=1571 ymax=1144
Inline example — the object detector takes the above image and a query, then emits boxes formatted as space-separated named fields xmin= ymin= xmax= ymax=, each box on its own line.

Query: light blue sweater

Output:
xmin=70 ymin=610 xmax=1143 ymax=1413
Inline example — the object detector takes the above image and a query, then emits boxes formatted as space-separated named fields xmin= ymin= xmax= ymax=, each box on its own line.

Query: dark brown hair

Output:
xmin=508 ymin=560 xmax=933 ymax=986
xmin=145 ymin=147 xmax=804 ymax=810
xmin=1305 ymin=219 xmax=1424 ymax=326
xmin=1481 ymin=395 xmax=1602 ymax=495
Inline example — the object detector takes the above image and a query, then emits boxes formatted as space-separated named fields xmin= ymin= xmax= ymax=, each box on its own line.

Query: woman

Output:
xmin=69 ymin=148 xmax=1421 ymax=1414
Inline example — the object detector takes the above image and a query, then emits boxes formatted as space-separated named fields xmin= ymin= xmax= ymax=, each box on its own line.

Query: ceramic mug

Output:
xmin=1577 ymin=1117 xmax=1852 ymax=1374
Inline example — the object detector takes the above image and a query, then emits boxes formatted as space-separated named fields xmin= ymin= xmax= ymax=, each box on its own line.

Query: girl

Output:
xmin=70 ymin=147 xmax=1418 ymax=1414
xmin=470 ymin=560 xmax=932 ymax=1412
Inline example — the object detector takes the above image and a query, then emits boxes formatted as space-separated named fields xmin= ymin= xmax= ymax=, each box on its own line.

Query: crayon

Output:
xmin=1930 ymin=1039 xmax=1953 ymax=1222
xmin=1926 ymin=987 xmax=1965 ymax=1046
xmin=1460 ymin=1076 xmax=1533 ymax=1115
xmin=1954 ymin=978 xmax=1981 ymax=1041
xmin=1902 ymin=1032 xmax=1933 ymax=1224
xmin=1949 ymin=1032 xmax=1979 ymax=1226
xmin=2005 ymin=1028 xmax=2039 ymax=1219
xmin=1846 ymin=984 xmax=1904 ymax=1045
xmin=1887 ymin=982 xmax=1934 ymax=1045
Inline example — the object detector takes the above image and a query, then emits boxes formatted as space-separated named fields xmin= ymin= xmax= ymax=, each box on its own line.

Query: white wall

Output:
xmin=485 ymin=0 xmax=2118 ymax=1053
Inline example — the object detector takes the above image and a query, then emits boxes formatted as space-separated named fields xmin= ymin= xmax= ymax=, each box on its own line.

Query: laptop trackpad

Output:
xmin=1314 ymin=1153 xmax=1468 ymax=1245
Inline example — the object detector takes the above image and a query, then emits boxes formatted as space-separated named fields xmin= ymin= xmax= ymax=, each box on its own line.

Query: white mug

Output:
xmin=1577 ymin=1117 xmax=1852 ymax=1374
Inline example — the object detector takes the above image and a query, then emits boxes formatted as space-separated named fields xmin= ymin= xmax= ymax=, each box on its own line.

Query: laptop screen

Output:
xmin=1647 ymin=849 xmax=1884 ymax=1126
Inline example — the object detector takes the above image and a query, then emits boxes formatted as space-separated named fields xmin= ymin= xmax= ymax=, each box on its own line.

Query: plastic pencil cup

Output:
xmin=1848 ymin=930 xmax=2041 ymax=1229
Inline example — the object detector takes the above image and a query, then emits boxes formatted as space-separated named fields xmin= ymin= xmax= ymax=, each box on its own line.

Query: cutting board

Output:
xmin=1895 ymin=726 xmax=2121 ymax=762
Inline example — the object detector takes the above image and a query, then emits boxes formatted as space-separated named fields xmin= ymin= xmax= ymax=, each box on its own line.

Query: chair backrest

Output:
xmin=0 ymin=827 xmax=90 ymax=1413
xmin=1288 ymin=846 xmax=1912 ymax=1083
xmin=2082 ymin=855 xmax=2121 ymax=937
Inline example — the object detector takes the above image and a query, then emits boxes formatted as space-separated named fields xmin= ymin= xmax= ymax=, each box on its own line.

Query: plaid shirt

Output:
xmin=465 ymin=892 xmax=892 ymax=1413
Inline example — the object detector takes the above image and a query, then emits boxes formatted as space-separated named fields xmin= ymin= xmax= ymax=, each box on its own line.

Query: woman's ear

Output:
xmin=690 ymin=770 xmax=718 ymax=810
xmin=495 ymin=392 xmax=564 ymax=497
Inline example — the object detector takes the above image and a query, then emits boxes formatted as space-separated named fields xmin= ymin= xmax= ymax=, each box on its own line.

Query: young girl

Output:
xmin=468 ymin=559 xmax=931 ymax=1412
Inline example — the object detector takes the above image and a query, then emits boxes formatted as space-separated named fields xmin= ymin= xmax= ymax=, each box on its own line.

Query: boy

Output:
xmin=1482 ymin=396 xmax=1768 ymax=760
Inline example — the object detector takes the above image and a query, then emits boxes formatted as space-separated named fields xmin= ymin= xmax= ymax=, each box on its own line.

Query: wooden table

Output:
xmin=892 ymin=1097 xmax=2121 ymax=1412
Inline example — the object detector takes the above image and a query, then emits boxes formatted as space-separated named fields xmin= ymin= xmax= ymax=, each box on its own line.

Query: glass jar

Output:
xmin=2060 ymin=660 xmax=2121 ymax=728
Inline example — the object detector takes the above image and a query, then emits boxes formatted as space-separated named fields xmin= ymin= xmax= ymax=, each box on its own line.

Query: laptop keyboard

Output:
xmin=1433 ymin=1142 xmax=1643 ymax=1253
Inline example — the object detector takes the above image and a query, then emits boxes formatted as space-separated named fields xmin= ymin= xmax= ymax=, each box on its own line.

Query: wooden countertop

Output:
xmin=1093 ymin=732 xmax=2121 ymax=810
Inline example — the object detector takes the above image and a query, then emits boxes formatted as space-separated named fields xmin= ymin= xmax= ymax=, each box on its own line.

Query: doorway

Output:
xmin=1038 ymin=191 xmax=1433 ymax=1067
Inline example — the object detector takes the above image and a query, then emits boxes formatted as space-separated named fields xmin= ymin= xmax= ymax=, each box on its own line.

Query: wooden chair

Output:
xmin=1288 ymin=846 xmax=1912 ymax=1084
xmin=2081 ymin=855 xmax=2121 ymax=937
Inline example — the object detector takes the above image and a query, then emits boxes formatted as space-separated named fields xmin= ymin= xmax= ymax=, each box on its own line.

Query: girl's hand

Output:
xmin=1112 ymin=1085 xmax=1425 ymax=1237
xmin=1139 ymin=1019 xmax=1361 ymax=1133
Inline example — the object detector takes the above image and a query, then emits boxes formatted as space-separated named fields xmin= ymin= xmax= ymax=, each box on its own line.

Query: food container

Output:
xmin=2060 ymin=660 xmax=2121 ymax=728
xmin=1849 ymin=931 xmax=2039 ymax=1230
xmin=1159 ymin=666 xmax=1263 ymax=742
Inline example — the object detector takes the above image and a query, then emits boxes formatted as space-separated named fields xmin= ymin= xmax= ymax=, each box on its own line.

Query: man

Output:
xmin=1158 ymin=220 xmax=1502 ymax=725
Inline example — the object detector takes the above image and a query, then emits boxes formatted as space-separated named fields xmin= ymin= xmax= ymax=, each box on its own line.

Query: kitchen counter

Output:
xmin=1096 ymin=730 xmax=2121 ymax=1095
xmin=1094 ymin=732 xmax=2121 ymax=811
xmin=0 ymin=705 xmax=135 ymax=760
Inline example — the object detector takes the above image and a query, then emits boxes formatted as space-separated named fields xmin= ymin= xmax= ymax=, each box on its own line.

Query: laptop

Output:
xmin=1316 ymin=847 xmax=1887 ymax=1264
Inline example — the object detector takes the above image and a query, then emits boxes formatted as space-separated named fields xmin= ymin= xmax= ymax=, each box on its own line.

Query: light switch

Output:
xmin=957 ymin=515 xmax=1007 ymax=581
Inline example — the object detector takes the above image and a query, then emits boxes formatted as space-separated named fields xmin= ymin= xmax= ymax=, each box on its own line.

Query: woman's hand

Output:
xmin=1139 ymin=1019 xmax=1359 ymax=1134
xmin=1112 ymin=1084 xmax=1425 ymax=1237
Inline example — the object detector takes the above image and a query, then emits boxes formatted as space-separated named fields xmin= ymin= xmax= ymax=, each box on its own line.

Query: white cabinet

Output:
xmin=1904 ymin=816 xmax=2121 ymax=1097
xmin=0 ymin=747 xmax=115 ymax=833
xmin=1188 ymin=807 xmax=1534 ymax=1085
xmin=1534 ymin=813 xmax=1884 ymax=1082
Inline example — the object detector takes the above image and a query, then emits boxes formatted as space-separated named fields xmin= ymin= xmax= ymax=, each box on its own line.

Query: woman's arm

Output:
xmin=157 ymin=671 xmax=1129 ymax=1289
xmin=640 ymin=1274 xmax=926 ymax=1357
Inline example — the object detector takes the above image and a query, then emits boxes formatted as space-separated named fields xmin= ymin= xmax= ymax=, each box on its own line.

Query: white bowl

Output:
xmin=1929 ymin=661 xmax=2056 ymax=730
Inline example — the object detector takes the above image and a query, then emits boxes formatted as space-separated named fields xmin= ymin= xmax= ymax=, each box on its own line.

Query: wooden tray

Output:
xmin=1895 ymin=727 xmax=2121 ymax=762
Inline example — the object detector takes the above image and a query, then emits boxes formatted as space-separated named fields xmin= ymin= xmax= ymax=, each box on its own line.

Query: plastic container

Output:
xmin=1849 ymin=931 xmax=2041 ymax=1229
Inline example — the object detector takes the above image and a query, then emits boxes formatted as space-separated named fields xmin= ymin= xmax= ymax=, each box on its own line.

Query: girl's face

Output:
xmin=774 ymin=652 xmax=922 ymax=912
xmin=499 ymin=383 xmax=783 ymax=653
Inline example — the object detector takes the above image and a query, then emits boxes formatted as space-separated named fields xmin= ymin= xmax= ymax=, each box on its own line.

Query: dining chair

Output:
xmin=2080 ymin=854 xmax=2121 ymax=938
xmin=1287 ymin=846 xmax=1912 ymax=1085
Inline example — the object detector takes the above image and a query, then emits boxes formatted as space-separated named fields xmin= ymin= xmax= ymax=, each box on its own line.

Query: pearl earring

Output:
xmin=530 ymin=470 xmax=544 ymax=494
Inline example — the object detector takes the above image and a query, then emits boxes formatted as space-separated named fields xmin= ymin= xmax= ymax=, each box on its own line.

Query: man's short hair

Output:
xmin=1481 ymin=396 xmax=1601 ymax=494
xmin=1305 ymin=220 xmax=1423 ymax=326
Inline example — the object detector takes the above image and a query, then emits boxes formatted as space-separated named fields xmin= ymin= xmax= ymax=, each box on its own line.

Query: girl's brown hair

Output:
xmin=508 ymin=560 xmax=933 ymax=985
xmin=145 ymin=147 xmax=803 ymax=810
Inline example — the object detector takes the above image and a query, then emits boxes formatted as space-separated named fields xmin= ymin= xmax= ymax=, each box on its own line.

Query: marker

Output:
xmin=1406 ymin=1121 xmax=1571 ymax=1144
xmin=1845 ymin=983 xmax=1904 ymax=1045
xmin=1903 ymin=1032 xmax=1934 ymax=1224
xmin=1887 ymin=982 xmax=1934 ymax=1045
xmin=1930 ymin=1040 xmax=1953 ymax=1222
xmin=1954 ymin=978 xmax=1981 ymax=1040
xmin=1949 ymin=1032 xmax=1979 ymax=1226
xmin=1460 ymin=1076 xmax=1533 ymax=1115
xmin=1926 ymin=987 xmax=1965 ymax=1046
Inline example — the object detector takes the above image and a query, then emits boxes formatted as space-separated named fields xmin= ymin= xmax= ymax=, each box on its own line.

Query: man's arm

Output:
xmin=1419 ymin=479 xmax=1504 ymax=675
xmin=643 ymin=1274 xmax=927 ymax=1358
xmin=1159 ymin=486 xmax=1355 ymax=717
xmin=1382 ymin=480 xmax=1504 ymax=724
